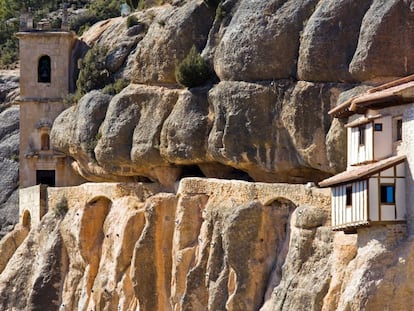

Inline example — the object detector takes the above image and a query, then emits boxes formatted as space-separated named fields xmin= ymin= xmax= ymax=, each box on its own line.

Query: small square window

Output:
xmin=380 ymin=185 xmax=395 ymax=204
xmin=374 ymin=123 xmax=383 ymax=131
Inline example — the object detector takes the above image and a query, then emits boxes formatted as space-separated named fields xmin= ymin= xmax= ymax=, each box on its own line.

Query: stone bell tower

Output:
xmin=16 ymin=10 xmax=84 ymax=189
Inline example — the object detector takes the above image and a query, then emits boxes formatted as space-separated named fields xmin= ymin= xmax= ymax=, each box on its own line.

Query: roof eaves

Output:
xmin=318 ymin=155 xmax=406 ymax=187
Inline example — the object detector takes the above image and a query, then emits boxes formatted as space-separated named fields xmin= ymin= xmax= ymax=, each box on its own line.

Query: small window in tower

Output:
xmin=41 ymin=133 xmax=50 ymax=150
xmin=38 ymin=55 xmax=51 ymax=83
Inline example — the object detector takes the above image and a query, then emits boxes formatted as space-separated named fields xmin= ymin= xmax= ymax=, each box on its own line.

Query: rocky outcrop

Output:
xmin=0 ymin=211 xmax=65 ymax=311
xmin=297 ymin=0 xmax=372 ymax=82
xmin=52 ymin=80 xmax=349 ymax=185
xmin=0 ymin=106 xmax=19 ymax=237
xmin=262 ymin=206 xmax=333 ymax=311
xmin=0 ymin=179 xmax=331 ymax=310
xmin=1 ymin=179 xmax=414 ymax=310
xmin=0 ymin=71 xmax=19 ymax=110
xmin=2 ymin=0 xmax=414 ymax=309
xmin=131 ymin=1 xmax=215 ymax=85
xmin=214 ymin=0 xmax=318 ymax=81
xmin=52 ymin=0 xmax=414 ymax=186
xmin=349 ymin=0 xmax=414 ymax=81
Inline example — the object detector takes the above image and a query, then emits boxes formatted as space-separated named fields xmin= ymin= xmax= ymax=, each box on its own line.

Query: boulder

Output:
xmin=132 ymin=1 xmax=215 ymax=84
xmin=214 ymin=0 xmax=318 ymax=81
xmin=0 ymin=72 xmax=19 ymax=108
xmin=95 ymin=84 xmax=179 ymax=182
xmin=160 ymin=87 xmax=211 ymax=164
xmin=51 ymin=91 xmax=127 ymax=182
xmin=297 ymin=0 xmax=372 ymax=82
xmin=349 ymin=0 xmax=414 ymax=81
xmin=280 ymin=81 xmax=350 ymax=175
xmin=0 ymin=212 xmax=65 ymax=311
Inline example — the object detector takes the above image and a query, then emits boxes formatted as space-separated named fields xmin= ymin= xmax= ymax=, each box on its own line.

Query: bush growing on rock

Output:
xmin=54 ymin=196 xmax=68 ymax=217
xmin=126 ymin=14 xmax=139 ymax=28
xmin=70 ymin=0 xmax=121 ymax=34
xmin=175 ymin=45 xmax=211 ymax=88
xmin=76 ymin=45 xmax=112 ymax=96
xmin=102 ymin=79 xmax=129 ymax=95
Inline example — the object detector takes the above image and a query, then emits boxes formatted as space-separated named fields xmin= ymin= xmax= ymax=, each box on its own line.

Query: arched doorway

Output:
xmin=22 ymin=210 xmax=31 ymax=228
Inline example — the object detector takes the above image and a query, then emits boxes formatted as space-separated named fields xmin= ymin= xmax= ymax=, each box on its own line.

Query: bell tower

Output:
xmin=17 ymin=11 xmax=84 ymax=189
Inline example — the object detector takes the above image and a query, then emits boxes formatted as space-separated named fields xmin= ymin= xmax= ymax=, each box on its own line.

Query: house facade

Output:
xmin=319 ymin=75 xmax=414 ymax=233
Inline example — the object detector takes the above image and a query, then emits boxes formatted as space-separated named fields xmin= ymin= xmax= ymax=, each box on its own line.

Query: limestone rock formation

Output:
xmin=131 ymin=1 xmax=215 ymax=84
xmin=52 ymin=79 xmax=349 ymax=185
xmin=2 ymin=0 xmax=414 ymax=310
xmin=1 ymin=179 xmax=414 ymax=310
xmin=0 ymin=71 xmax=19 ymax=109
xmin=0 ymin=179 xmax=333 ymax=311
xmin=0 ymin=106 xmax=19 ymax=237
xmin=349 ymin=0 xmax=414 ymax=81
xmin=297 ymin=0 xmax=372 ymax=82
xmin=214 ymin=0 xmax=318 ymax=81
xmin=0 ymin=211 xmax=65 ymax=311
xmin=51 ymin=0 xmax=414 ymax=186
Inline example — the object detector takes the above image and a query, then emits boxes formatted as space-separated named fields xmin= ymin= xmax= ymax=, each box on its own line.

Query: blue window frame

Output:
xmin=380 ymin=185 xmax=395 ymax=204
xmin=374 ymin=123 xmax=383 ymax=131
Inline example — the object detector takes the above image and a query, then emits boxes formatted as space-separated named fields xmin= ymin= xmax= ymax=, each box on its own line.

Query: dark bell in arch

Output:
xmin=38 ymin=55 xmax=51 ymax=83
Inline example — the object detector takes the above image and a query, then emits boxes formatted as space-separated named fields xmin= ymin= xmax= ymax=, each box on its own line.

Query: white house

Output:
xmin=319 ymin=75 xmax=414 ymax=232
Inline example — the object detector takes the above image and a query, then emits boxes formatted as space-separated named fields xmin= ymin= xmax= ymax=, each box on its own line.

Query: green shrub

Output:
xmin=50 ymin=17 xmax=62 ymax=29
xmin=69 ymin=0 xmax=122 ymax=34
xmin=102 ymin=79 xmax=129 ymax=95
xmin=76 ymin=45 xmax=112 ymax=96
xmin=175 ymin=45 xmax=211 ymax=88
xmin=126 ymin=14 xmax=139 ymax=28
xmin=69 ymin=12 xmax=98 ymax=34
xmin=64 ymin=92 xmax=82 ymax=105
xmin=88 ymin=0 xmax=121 ymax=21
xmin=55 ymin=196 xmax=68 ymax=217
xmin=0 ymin=19 xmax=18 ymax=68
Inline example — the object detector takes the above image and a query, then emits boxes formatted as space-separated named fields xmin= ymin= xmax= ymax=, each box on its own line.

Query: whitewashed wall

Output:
xmin=402 ymin=106 xmax=414 ymax=232
xmin=368 ymin=162 xmax=406 ymax=222
xmin=348 ymin=123 xmax=374 ymax=166
xmin=373 ymin=116 xmax=392 ymax=160
xmin=332 ymin=180 xmax=368 ymax=228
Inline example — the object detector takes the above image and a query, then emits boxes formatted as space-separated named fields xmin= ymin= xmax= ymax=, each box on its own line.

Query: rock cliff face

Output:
xmin=1 ymin=0 xmax=414 ymax=310
xmin=0 ymin=180 xmax=413 ymax=310
xmin=0 ymin=71 xmax=20 ymax=237
xmin=0 ymin=106 xmax=19 ymax=237
xmin=51 ymin=0 xmax=414 ymax=186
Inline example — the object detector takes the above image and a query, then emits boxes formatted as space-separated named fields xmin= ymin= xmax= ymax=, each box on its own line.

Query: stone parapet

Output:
xmin=19 ymin=185 xmax=48 ymax=227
